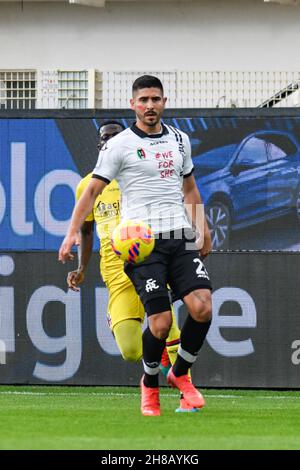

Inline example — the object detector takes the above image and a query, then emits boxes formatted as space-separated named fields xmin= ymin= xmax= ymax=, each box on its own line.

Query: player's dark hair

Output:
xmin=97 ymin=120 xmax=125 ymax=135
xmin=132 ymin=75 xmax=164 ymax=95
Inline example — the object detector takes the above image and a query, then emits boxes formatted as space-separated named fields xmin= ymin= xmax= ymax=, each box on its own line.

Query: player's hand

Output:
xmin=58 ymin=233 xmax=80 ymax=264
xmin=201 ymin=228 xmax=212 ymax=258
xmin=67 ymin=269 xmax=85 ymax=292
xmin=196 ymin=229 xmax=212 ymax=258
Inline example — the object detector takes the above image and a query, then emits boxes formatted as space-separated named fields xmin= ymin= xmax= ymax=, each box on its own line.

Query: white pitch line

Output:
xmin=0 ymin=390 xmax=300 ymax=399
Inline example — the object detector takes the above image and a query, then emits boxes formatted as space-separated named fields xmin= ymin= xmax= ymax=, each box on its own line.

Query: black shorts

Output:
xmin=124 ymin=229 xmax=212 ymax=315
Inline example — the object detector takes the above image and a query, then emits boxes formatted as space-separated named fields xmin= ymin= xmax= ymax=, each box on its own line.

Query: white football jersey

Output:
xmin=92 ymin=123 xmax=194 ymax=233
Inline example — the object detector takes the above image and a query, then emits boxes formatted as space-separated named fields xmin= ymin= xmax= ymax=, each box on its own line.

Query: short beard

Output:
xmin=144 ymin=116 xmax=159 ymax=127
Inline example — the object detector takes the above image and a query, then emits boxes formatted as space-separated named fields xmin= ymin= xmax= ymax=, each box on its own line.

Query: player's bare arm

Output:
xmin=59 ymin=177 xmax=107 ymax=263
xmin=183 ymin=174 xmax=212 ymax=258
xmin=67 ymin=220 xmax=94 ymax=291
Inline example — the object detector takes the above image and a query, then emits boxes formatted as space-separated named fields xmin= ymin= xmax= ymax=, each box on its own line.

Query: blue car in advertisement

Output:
xmin=193 ymin=130 xmax=300 ymax=249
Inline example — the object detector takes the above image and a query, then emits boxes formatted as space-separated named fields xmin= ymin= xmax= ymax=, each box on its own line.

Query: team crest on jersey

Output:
xmin=137 ymin=148 xmax=146 ymax=159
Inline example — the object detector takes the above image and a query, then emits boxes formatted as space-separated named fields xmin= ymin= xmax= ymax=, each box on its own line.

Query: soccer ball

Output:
xmin=111 ymin=220 xmax=155 ymax=264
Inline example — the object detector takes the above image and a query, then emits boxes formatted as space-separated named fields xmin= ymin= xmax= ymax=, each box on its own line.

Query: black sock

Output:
xmin=142 ymin=327 xmax=166 ymax=388
xmin=173 ymin=315 xmax=211 ymax=377
xmin=173 ymin=355 xmax=191 ymax=377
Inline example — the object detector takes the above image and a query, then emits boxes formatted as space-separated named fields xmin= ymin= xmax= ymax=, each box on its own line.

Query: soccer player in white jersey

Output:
xmin=59 ymin=75 xmax=212 ymax=417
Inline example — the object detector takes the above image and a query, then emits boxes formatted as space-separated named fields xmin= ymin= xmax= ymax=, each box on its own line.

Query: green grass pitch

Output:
xmin=0 ymin=386 xmax=300 ymax=450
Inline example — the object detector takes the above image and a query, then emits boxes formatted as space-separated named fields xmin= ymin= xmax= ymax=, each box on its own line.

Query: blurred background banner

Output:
xmin=1 ymin=111 xmax=300 ymax=387
xmin=0 ymin=251 xmax=300 ymax=387
xmin=2 ymin=110 xmax=300 ymax=251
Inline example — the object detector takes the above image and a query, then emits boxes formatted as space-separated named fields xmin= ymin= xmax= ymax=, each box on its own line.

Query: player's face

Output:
xmin=98 ymin=124 xmax=123 ymax=150
xmin=130 ymin=87 xmax=167 ymax=132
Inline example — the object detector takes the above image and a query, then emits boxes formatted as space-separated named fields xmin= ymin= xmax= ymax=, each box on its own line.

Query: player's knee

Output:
xmin=185 ymin=289 xmax=212 ymax=321
xmin=189 ymin=294 xmax=212 ymax=323
xmin=198 ymin=304 xmax=212 ymax=322
xmin=120 ymin=344 xmax=142 ymax=362
xmin=151 ymin=322 xmax=172 ymax=339
xmin=113 ymin=320 xmax=143 ymax=362
xmin=153 ymin=325 xmax=170 ymax=340
xmin=192 ymin=302 xmax=212 ymax=322
xmin=150 ymin=317 xmax=172 ymax=340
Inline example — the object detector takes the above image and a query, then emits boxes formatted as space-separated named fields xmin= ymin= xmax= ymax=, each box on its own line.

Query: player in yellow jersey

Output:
xmin=67 ymin=122 xmax=186 ymax=404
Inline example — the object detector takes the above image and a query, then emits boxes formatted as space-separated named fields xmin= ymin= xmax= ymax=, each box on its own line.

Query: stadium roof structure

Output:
xmin=264 ymin=0 xmax=300 ymax=4
xmin=0 ymin=0 xmax=194 ymax=7
xmin=1 ymin=0 xmax=300 ymax=7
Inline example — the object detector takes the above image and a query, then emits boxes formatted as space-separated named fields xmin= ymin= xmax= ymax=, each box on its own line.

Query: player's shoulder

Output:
xmin=103 ymin=127 xmax=131 ymax=149
xmin=165 ymin=124 xmax=190 ymax=143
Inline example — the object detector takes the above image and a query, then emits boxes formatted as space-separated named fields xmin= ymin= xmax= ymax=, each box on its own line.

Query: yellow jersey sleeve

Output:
xmin=75 ymin=173 xmax=94 ymax=223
